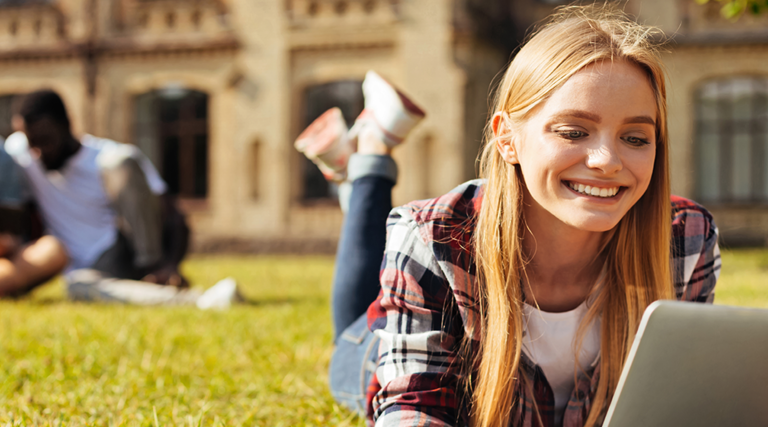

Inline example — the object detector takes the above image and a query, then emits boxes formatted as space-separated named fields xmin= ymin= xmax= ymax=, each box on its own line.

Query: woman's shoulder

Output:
xmin=379 ymin=180 xmax=484 ymax=346
xmin=386 ymin=179 xmax=484 ymax=255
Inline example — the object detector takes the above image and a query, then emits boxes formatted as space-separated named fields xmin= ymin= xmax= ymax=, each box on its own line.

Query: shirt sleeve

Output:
xmin=368 ymin=206 xmax=466 ymax=427
xmin=672 ymin=199 xmax=722 ymax=303
xmin=135 ymin=149 xmax=167 ymax=195
xmin=95 ymin=138 xmax=167 ymax=195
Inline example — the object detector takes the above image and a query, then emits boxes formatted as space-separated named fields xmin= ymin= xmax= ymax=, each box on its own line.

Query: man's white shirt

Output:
xmin=4 ymin=132 xmax=166 ymax=271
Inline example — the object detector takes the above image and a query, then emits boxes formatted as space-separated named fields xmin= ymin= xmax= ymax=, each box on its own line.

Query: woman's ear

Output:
xmin=492 ymin=112 xmax=519 ymax=165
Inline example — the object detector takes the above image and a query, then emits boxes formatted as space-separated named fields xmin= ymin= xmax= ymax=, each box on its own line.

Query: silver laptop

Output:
xmin=603 ymin=300 xmax=768 ymax=427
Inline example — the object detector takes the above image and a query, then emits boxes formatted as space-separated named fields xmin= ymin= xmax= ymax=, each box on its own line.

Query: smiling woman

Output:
xmin=293 ymin=4 xmax=722 ymax=427
xmin=465 ymin=9 xmax=689 ymax=424
xmin=494 ymin=60 xmax=658 ymax=235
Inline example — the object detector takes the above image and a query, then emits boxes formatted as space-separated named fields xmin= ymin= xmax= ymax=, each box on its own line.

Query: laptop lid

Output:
xmin=603 ymin=300 xmax=768 ymax=427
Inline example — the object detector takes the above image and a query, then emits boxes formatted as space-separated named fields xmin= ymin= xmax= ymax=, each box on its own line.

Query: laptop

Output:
xmin=603 ymin=300 xmax=768 ymax=426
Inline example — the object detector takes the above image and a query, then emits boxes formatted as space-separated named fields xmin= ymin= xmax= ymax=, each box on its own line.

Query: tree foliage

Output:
xmin=696 ymin=0 xmax=768 ymax=19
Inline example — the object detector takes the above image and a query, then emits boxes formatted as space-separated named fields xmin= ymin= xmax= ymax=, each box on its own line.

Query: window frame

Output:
xmin=694 ymin=75 xmax=768 ymax=207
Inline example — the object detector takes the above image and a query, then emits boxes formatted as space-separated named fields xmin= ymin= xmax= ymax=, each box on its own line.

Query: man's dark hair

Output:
xmin=14 ymin=89 xmax=71 ymax=131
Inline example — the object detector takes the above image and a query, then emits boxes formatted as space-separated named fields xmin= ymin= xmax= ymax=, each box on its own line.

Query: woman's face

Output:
xmin=496 ymin=59 xmax=658 ymax=233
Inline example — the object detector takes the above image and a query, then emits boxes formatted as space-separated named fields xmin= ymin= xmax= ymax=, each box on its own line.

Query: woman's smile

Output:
xmin=564 ymin=180 xmax=622 ymax=198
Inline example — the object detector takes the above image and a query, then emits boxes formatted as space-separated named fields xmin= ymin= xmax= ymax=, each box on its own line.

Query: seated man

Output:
xmin=0 ymin=139 xmax=68 ymax=297
xmin=4 ymin=90 xmax=239 ymax=307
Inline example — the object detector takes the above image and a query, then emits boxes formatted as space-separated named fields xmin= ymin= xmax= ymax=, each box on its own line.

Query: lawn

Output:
xmin=0 ymin=255 xmax=358 ymax=426
xmin=0 ymin=249 xmax=766 ymax=426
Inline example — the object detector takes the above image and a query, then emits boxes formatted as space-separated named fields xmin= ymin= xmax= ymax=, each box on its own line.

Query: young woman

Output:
xmin=296 ymin=5 xmax=721 ymax=427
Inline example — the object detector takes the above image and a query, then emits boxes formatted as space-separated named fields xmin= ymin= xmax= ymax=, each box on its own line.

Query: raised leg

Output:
xmin=297 ymin=71 xmax=426 ymax=415
xmin=331 ymin=154 xmax=397 ymax=340
xmin=328 ymin=153 xmax=397 ymax=415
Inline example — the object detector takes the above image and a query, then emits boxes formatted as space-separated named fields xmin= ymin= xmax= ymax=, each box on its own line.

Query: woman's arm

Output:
xmin=368 ymin=206 xmax=468 ymax=426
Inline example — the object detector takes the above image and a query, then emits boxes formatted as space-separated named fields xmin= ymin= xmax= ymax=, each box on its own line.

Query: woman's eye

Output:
xmin=624 ymin=136 xmax=650 ymax=146
xmin=556 ymin=130 xmax=587 ymax=140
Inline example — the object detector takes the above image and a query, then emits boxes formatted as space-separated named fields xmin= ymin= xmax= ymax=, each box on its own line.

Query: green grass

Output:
xmin=0 ymin=249 xmax=766 ymax=425
xmin=0 ymin=255 xmax=361 ymax=426
xmin=714 ymin=248 xmax=768 ymax=308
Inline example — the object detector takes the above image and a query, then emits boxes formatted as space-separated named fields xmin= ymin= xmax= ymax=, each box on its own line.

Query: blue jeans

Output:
xmin=328 ymin=154 xmax=396 ymax=414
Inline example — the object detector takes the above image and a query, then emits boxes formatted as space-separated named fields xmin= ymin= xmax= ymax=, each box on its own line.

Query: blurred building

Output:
xmin=0 ymin=0 xmax=766 ymax=248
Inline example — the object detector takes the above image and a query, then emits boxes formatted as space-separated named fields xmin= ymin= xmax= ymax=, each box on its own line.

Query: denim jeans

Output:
xmin=328 ymin=154 xmax=396 ymax=414
xmin=329 ymin=313 xmax=381 ymax=413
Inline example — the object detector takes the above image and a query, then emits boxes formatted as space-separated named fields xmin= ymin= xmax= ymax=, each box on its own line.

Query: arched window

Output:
xmin=301 ymin=80 xmax=363 ymax=200
xmin=695 ymin=77 xmax=768 ymax=204
xmin=134 ymin=88 xmax=209 ymax=198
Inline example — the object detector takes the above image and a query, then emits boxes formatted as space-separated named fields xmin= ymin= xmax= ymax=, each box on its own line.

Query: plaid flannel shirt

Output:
xmin=366 ymin=179 xmax=721 ymax=427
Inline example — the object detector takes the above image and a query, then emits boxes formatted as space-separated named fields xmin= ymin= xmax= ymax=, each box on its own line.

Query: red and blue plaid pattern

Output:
xmin=366 ymin=180 xmax=721 ymax=427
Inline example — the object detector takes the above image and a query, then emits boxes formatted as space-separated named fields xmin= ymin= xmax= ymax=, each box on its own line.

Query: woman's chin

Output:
xmin=562 ymin=213 xmax=622 ymax=233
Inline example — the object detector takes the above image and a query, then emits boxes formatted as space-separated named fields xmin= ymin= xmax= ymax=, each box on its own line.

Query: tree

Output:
xmin=696 ymin=0 xmax=768 ymax=19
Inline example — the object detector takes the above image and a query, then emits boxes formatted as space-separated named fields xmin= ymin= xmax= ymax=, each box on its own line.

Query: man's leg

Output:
xmin=99 ymin=153 xmax=164 ymax=276
xmin=66 ymin=151 xmax=194 ymax=304
xmin=65 ymin=269 xmax=201 ymax=306
xmin=90 ymin=231 xmax=144 ymax=280
xmin=65 ymin=270 xmax=243 ymax=308
xmin=0 ymin=236 xmax=68 ymax=298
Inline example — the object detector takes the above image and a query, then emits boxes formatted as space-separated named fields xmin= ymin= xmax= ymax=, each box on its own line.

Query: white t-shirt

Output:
xmin=522 ymin=300 xmax=601 ymax=427
xmin=4 ymin=132 xmax=166 ymax=271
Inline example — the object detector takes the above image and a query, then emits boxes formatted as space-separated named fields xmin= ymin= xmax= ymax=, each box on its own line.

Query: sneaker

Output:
xmin=294 ymin=107 xmax=353 ymax=182
xmin=196 ymin=277 xmax=244 ymax=310
xmin=355 ymin=70 xmax=426 ymax=147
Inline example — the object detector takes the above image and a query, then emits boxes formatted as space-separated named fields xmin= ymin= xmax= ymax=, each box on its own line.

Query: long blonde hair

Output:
xmin=471 ymin=5 xmax=674 ymax=427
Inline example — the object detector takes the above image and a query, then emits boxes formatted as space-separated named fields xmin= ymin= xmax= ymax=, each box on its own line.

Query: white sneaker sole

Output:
xmin=196 ymin=277 xmax=242 ymax=310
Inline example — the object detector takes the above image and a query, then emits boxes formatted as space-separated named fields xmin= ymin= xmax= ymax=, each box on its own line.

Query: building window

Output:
xmin=301 ymin=80 xmax=363 ymax=200
xmin=134 ymin=89 xmax=209 ymax=198
xmin=695 ymin=76 xmax=768 ymax=204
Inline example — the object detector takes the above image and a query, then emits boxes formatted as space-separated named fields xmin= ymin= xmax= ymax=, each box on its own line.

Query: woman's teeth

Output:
xmin=568 ymin=182 xmax=620 ymax=198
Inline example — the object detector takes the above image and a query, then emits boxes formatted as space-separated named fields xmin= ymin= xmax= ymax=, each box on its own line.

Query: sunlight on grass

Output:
xmin=0 ymin=255 xmax=363 ymax=426
xmin=0 ymin=249 xmax=766 ymax=425
xmin=715 ymin=249 xmax=768 ymax=308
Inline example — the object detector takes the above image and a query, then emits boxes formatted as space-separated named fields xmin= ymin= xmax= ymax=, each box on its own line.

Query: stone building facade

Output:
xmin=634 ymin=0 xmax=768 ymax=246
xmin=0 ymin=0 xmax=766 ymax=248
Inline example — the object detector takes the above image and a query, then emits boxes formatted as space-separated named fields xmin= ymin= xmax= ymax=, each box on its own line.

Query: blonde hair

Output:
xmin=471 ymin=5 xmax=674 ymax=427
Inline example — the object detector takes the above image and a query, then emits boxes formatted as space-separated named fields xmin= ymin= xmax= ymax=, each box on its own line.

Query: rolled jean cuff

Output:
xmin=347 ymin=154 xmax=398 ymax=184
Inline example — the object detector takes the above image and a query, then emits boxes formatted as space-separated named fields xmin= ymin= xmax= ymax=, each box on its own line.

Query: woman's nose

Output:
xmin=586 ymin=140 xmax=623 ymax=175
